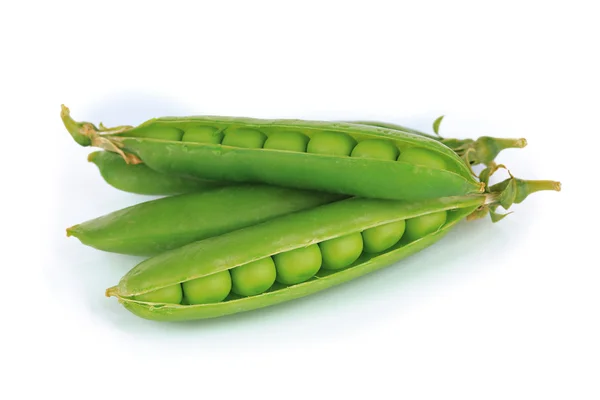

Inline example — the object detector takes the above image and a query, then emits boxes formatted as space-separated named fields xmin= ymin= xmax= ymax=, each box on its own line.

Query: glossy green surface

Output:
xmin=307 ymin=132 xmax=357 ymax=156
xmin=263 ymin=131 xmax=309 ymax=152
xmin=67 ymin=185 xmax=342 ymax=256
xmin=351 ymin=139 xmax=399 ymax=160
xmin=404 ymin=211 xmax=448 ymax=241
xmin=134 ymin=284 xmax=182 ymax=304
xmin=231 ymin=258 xmax=277 ymax=296
xmin=319 ymin=233 xmax=364 ymax=270
xmin=362 ymin=220 xmax=406 ymax=253
xmin=108 ymin=195 xmax=485 ymax=321
xmin=222 ymin=128 xmax=267 ymax=148
xmin=126 ymin=125 xmax=183 ymax=141
xmin=87 ymin=151 xmax=218 ymax=195
xmin=118 ymin=138 xmax=481 ymax=201
xmin=273 ymin=245 xmax=322 ymax=285
xmin=397 ymin=147 xmax=447 ymax=170
xmin=62 ymin=108 xmax=482 ymax=202
xmin=181 ymin=126 xmax=224 ymax=144
xmin=182 ymin=271 xmax=232 ymax=304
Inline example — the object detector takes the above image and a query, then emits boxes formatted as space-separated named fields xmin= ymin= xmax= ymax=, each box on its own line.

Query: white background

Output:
xmin=1 ymin=1 xmax=598 ymax=399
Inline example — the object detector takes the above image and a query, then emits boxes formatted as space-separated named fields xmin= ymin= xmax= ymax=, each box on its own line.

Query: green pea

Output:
xmin=182 ymin=270 xmax=232 ymax=304
xmin=404 ymin=211 xmax=447 ymax=241
xmin=307 ymin=132 xmax=357 ymax=156
xmin=273 ymin=244 xmax=322 ymax=285
xmin=127 ymin=126 xmax=184 ymax=141
xmin=362 ymin=220 xmax=406 ymax=253
xmin=134 ymin=284 xmax=182 ymax=304
xmin=264 ymin=131 xmax=309 ymax=152
xmin=182 ymin=126 xmax=224 ymax=144
xmin=397 ymin=147 xmax=447 ymax=170
xmin=222 ymin=128 xmax=267 ymax=148
xmin=319 ymin=232 xmax=364 ymax=270
xmin=351 ymin=139 xmax=399 ymax=160
xmin=231 ymin=257 xmax=277 ymax=297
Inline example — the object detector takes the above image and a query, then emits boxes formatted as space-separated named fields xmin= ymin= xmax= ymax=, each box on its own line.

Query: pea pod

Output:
xmin=67 ymin=184 xmax=343 ymax=256
xmin=62 ymin=106 xmax=484 ymax=201
xmin=105 ymin=173 xmax=559 ymax=322
xmin=88 ymin=119 xmax=518 ymax=196
xmin=88 ymin=151 xmax=222 ymax=195
xmin=106 ymin=195 xmax=484 ymax=321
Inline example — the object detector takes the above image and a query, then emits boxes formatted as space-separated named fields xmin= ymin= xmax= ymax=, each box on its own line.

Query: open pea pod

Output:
xmin=62 ymin=106 xmax=484 ymax=201
xmin=106 ymin=173 xmax=559 ymax=322
xmin=87 ymin=121 xmax=519 ymax=195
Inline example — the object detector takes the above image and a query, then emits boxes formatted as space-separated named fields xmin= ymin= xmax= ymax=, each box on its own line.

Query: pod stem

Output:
xmin=473 ymin=136 xmax=528 ymax=166
xmin=490 ymin=178 xmax=562 ymax=206
xmin=468 ymin=164 xmax=561 ymax=222
xmin=61 ymin=105 xmax=94 ymax=146
xmin=491 ymin=137 xmax=528 ymax=150
xmin=61 ymin=105 xmax=142 ymax=164
xmin=106 ymin=286 xmax=119 ymax=298
xmin=65 ymin=226 xmax=76 ymax=237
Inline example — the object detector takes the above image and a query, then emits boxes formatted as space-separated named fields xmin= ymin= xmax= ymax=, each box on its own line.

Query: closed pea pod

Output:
xmin=87 ymin=150 xmax=222 ymax=195
xmin=62 ymin=106 xmax=484 ymax=201
xmin=67 ymin=185 xmax=343 ymax=256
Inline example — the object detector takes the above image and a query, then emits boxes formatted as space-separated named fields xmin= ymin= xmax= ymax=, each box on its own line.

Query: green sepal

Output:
xmin=432 ymin=115 xmax=444 ymax=137
xmin=489 ymin=205 xmax=513 ymax=223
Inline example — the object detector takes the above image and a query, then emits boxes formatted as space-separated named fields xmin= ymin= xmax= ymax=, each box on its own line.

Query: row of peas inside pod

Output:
xmin=132 ymin=208 xmax=447 ymax=305
xmin=131 ymin=121 xmax=448 ymax=169
xmin=61 ymin=106 xmax=484 ymax=201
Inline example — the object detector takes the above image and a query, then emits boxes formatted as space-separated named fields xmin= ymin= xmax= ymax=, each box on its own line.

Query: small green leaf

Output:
xmin=498 ymin=178 xmax=517 ymax=210
xmin=479 ymin=165 xmax=494 ymax=186
xmin=432 ymin=115 xmax=444 ymax=137
xmin=490 ymin=209 xmax=513 ymax=223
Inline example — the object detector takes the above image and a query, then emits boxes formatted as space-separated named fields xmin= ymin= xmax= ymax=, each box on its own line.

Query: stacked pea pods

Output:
xmin=62 ymin=105 xmax=560 ymax=322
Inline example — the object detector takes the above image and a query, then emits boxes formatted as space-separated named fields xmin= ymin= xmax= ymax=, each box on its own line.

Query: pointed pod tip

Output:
xmin=106 ymin=286 xmax=119 ymax=298
xmin=87 ymin=151 xmax=99 ymax=163
xmin=66 ymin=225 xmax=81 ymax=238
